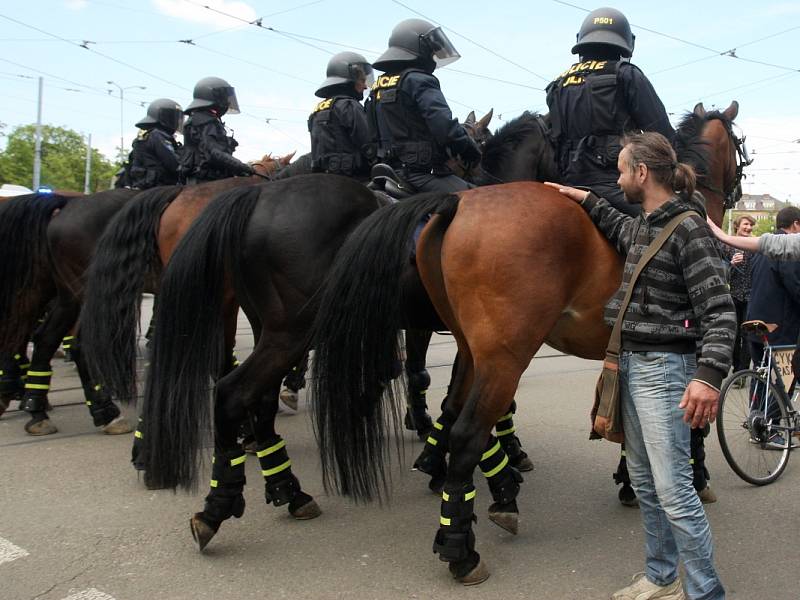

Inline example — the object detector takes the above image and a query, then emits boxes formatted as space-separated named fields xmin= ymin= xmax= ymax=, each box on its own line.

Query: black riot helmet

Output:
xmin=372 ymin=18 xmax=461 ymax=72
xmin=315 ymin=51 xmax=375 ymax=98
xmin=185 ymin=76 xmax=240 ymax=116
xmin=572 ymin=7 xmax=635 ymax=58
xmin=135 ymin=98 xmax=184 ymax=134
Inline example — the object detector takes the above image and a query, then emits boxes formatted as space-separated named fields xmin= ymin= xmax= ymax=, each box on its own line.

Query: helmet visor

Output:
xmin=159 ymin=107 xmax=184 ymax=134
xmin=423 ymin=27 xmax=460 ymax=67
xmin=350 ymin=62 xmax=375 ymax=87
xmin=215 ymin=86 xmax=240 ymax=114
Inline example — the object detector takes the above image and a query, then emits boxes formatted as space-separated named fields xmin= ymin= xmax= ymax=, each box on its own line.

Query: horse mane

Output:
xmin=673 ymin=109 xmax=730 ymax=182
xmin=481 ymin=112 xmax=548 ymax=174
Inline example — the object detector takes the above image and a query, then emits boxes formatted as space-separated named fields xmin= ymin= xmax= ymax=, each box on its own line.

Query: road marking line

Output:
xmin=0 ymin=536 xmax=29 ymax=565
xmin=60 ymin=589 xmax=116 ymax=600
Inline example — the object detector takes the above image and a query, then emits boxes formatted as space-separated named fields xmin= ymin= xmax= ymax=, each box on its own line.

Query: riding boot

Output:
xmin=413 ymin=411 xmax=454 ymax=492
xmin=691 ymin=425 xmax=716 ymax=503
xmin=495 ymin=400 xmax=534 ymax=472
xmin=404 ymin=367 xmax=433 ymax=439
xmin=257 ymin=435 xmax=315 ymax=516
xmin=613 ymin=445 xmax=637 ymax=507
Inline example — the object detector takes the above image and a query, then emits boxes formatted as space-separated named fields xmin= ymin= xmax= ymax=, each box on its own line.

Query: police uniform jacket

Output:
xmin=546 ymin=59 xmax=674 ymax=188
xmin=128 ymin=126 xmax=181 ymax=189
xmin=179 ymin=110 xmax=251 ymax=182
xmin=308 ymin=94 xmax=370 ymax=177
xmin=369 ymin=69 xmax=480 ymax=173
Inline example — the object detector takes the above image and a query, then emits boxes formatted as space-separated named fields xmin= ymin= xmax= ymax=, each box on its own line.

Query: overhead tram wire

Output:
xmin=551 ymin=0 xmax=800 ymax=74
xmin=389 ymin=0 xmax=551 ymax=82
xmin=0 ymin=13 xmax=191 ymax=93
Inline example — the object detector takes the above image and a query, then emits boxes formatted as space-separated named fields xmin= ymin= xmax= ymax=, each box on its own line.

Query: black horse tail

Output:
xmin=311 ymin=191 xmax=461 ymax=503
xmin=143 ymin=185 xmax=262 ymax=491
xmin=0 ymin=193 xmax=71 ymax=342
xmin=80 ymin=185 xmax=183 ymax=401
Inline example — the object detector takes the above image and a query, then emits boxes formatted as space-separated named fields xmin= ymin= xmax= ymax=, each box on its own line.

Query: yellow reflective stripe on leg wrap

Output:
xmin=497 ymin=412 xmax=513 ymax=423
xmin=256 ymin=439 xmax=286 ymax=457
xmin=210 ymin=479 xmax=218 ymax=488
xmin=230 ymin=455 xmax=247 ymax=467
xmin=85 ymin=401 xmax=92 ymax=406
xmin=495 ymin=424 xmax=515 ymax=436
xmin=442 ymin=489 xmax=476 ymax=503
xmin=25 ymin=383 xmax=50 ymax=390
xmin=482 ymin=454 xmax=509 ymax=478
xmin=439 ymin=516 xmax=451 ymax=526
xmin=26 ymin=370 xmax=53 ymax=377
xmin=425 ymin=436 xmax=438 ymax=446
xmin=689 ymin=458 xmax=695 ymax=465
xmin=134 ymin=430 xmax=143 ymax=439
xmin=433 ymin=420 xmax=444 ymax=430
xmin=481 ymin=440 xmax=502 ymax=461
xmin=262 ymin=460 xmax=292 ymax=477
xmin=14 ymin=354 xmax=21 ymax=360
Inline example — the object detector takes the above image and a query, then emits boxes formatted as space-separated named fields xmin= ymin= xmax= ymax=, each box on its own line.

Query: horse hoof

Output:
xmin=698 ymin=485 xmax=717 ymax=504
xmin=101 ymin=416 xmax=133 ymax=435
xmin=488 ymin=504 xmax=519 ymax=535
xmin=279 ymin=388 xmax=298 ymax=411
xmin=25 ymin=418 xmax=58 ymax=436
xmin=290 ymin=498 xmax=322 ymax=520
xmin=190 ymin=514 xmax=217 ymax=551
xmin=511 ymin=455 xmax=535 ymax=472
xmin=455 ymin=560 xmax=490 ymax=586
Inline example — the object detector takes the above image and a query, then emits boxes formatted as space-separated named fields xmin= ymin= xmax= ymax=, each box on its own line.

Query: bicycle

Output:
xmin=717 ymin=320 xmax=800 ymax=485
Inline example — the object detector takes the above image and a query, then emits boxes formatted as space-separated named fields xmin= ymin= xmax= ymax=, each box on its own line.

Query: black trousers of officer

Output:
xmin=405 ymin=170 xmax=474 ymax=193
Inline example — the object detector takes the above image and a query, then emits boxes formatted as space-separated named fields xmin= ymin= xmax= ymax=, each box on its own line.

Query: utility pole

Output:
xmin=32 ymin=76 xmax=43 ymax=190
xmin=107 ymin=81 xmax=146 ymax=163
xmin=84 ymin=133 xmax=92 ymax=193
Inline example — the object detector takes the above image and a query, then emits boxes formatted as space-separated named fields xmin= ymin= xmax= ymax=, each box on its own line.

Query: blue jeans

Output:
xmin=620 ymin=351 xmax=725 ymax=600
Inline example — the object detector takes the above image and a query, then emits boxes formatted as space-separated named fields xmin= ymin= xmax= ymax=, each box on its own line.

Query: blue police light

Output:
xmin=37 ymin=185 xmax=53 ymax=194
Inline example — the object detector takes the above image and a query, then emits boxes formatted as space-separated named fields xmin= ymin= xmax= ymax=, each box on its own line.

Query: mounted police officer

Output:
xmin=124 ymin=98 xmax=183 ymax=189
xmin=368 ymin=18 xmax=481 ymax=193
xmin=308 ymin=51 xmax=373 ymax=180
xmin=546 ymin=7 xmax=674 ymax=216
xmin=179 ymin=76 xmax=254 ymax=184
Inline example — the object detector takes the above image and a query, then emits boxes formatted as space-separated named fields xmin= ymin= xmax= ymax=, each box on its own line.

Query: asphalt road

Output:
xmin=1 ymin=299 xmax=798 ymax=600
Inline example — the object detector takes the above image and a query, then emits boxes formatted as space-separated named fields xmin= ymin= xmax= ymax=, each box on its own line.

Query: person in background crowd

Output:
xmin=723 ymin=215 xmax=756 ymax=372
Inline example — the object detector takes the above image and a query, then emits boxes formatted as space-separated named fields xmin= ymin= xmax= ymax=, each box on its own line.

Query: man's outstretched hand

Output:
xmin=544 ymin=182 xmax=591 ymax=204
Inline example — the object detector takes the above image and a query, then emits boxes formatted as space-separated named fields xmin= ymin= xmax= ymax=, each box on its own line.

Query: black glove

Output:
xmin=459 ymin=138 xmax=482 ymax=168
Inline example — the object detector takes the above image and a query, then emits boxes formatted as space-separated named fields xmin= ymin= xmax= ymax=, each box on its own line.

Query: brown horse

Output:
xmin=309 ymin=101 xmax=747 ymax=584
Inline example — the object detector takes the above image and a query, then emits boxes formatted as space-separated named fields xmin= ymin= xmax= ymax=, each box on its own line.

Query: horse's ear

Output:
xmin=281 ymin=150 xmax=297 ymax=165
xmin=693 ymin=103 xmax=706 ymax=118
xmin=465 ymin=111 xmax=476 ymax=125
xmin=723 ymin=100 xmax=739 ymax=121
xmin=476 ymin=108 xmax=493 ymax=131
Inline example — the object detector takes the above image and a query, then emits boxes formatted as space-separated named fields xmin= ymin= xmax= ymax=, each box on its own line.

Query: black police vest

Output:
xmin=307 ymin=97 xmax=364 ymax=176
xmin=368 ymin=69 xmax=440 ymax=171
xmin=179 ymin=112 xmax=238 ymax=182
xmin=546 ymin=60 xmax=631 ymax=182
xmin=129 ymin=130 xmax=179 ymax=189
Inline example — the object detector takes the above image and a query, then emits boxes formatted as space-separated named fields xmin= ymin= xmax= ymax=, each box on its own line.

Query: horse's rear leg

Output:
xmin=404 ymin=328 xmax=434 ymax=439
xmin=433 ymin=362 xmax=523 ymax=585
xmin=0 ymin=347 xmax=29 ymax=417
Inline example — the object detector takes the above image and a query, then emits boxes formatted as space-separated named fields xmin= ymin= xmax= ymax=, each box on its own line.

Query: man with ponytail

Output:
xmin=547 ymin=131 xmax=734 ymax=600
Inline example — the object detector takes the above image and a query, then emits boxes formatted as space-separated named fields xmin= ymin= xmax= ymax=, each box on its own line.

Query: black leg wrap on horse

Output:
xmin=19 ymin=365 xmax=52 ymax=413
xmin=283 ymin=364 xmax=306 ymax=394
xmin=432 ymin=483 xmax=478 ymax=564
xmin=691 ymin=425 xmax=711 ymax=492
xmin=613 ymin=445 xmax=632 ymax=486
xmin=480 ymin=437 xmax=522 ymax=505
xmin=0 ymin=353 xmax=28 ymax=401
xmin=413 ymin=412 xmax=454 ymax=477
xmin=62 ymin=335 xmax=75 ymax=361
xmin=132 ymin=418 xmax=145 ymax=470
xmin=84 ymin=384 xmax=121 ymax=427
xmin=257 ymin=436 xmax=299 ymax=507
xmin=202 ymin=449 xmax=247 ymax=525
xmin=495 ymin=405 xmax=530 ymax=469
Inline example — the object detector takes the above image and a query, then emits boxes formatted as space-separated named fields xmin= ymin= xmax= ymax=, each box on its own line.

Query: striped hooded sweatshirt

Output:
xmin=582 ymin=190 xmax=736 ymax=391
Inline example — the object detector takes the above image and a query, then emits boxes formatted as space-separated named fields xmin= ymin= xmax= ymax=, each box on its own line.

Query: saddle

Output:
xmin=367 ymin=163 xmax=416 ymax=203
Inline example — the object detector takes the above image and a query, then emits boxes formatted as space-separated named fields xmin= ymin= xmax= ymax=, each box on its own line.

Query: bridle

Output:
xmin=699 ymin=117 xmax=753 ymax=211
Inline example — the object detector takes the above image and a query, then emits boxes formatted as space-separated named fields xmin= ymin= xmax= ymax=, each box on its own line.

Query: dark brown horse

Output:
xmin=309 ymin=101 xmax=746 ymax=584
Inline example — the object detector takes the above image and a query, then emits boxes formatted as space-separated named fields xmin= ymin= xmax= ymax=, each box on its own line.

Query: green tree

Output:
xmin=0 ymin=124 xmax=119 ymax=193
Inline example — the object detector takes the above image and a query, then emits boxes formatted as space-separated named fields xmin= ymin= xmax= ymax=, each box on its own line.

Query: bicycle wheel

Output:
xmin=717 ymin=369 xmax=790 ymax=485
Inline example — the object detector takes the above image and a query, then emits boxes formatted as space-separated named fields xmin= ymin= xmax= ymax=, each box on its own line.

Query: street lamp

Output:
xmin=107 ymin=81 xmax=146 ymax=163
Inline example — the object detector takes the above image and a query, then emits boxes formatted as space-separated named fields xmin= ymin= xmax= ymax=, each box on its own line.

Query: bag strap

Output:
xmin=607 ymin=210 xmax=700 ymax=355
